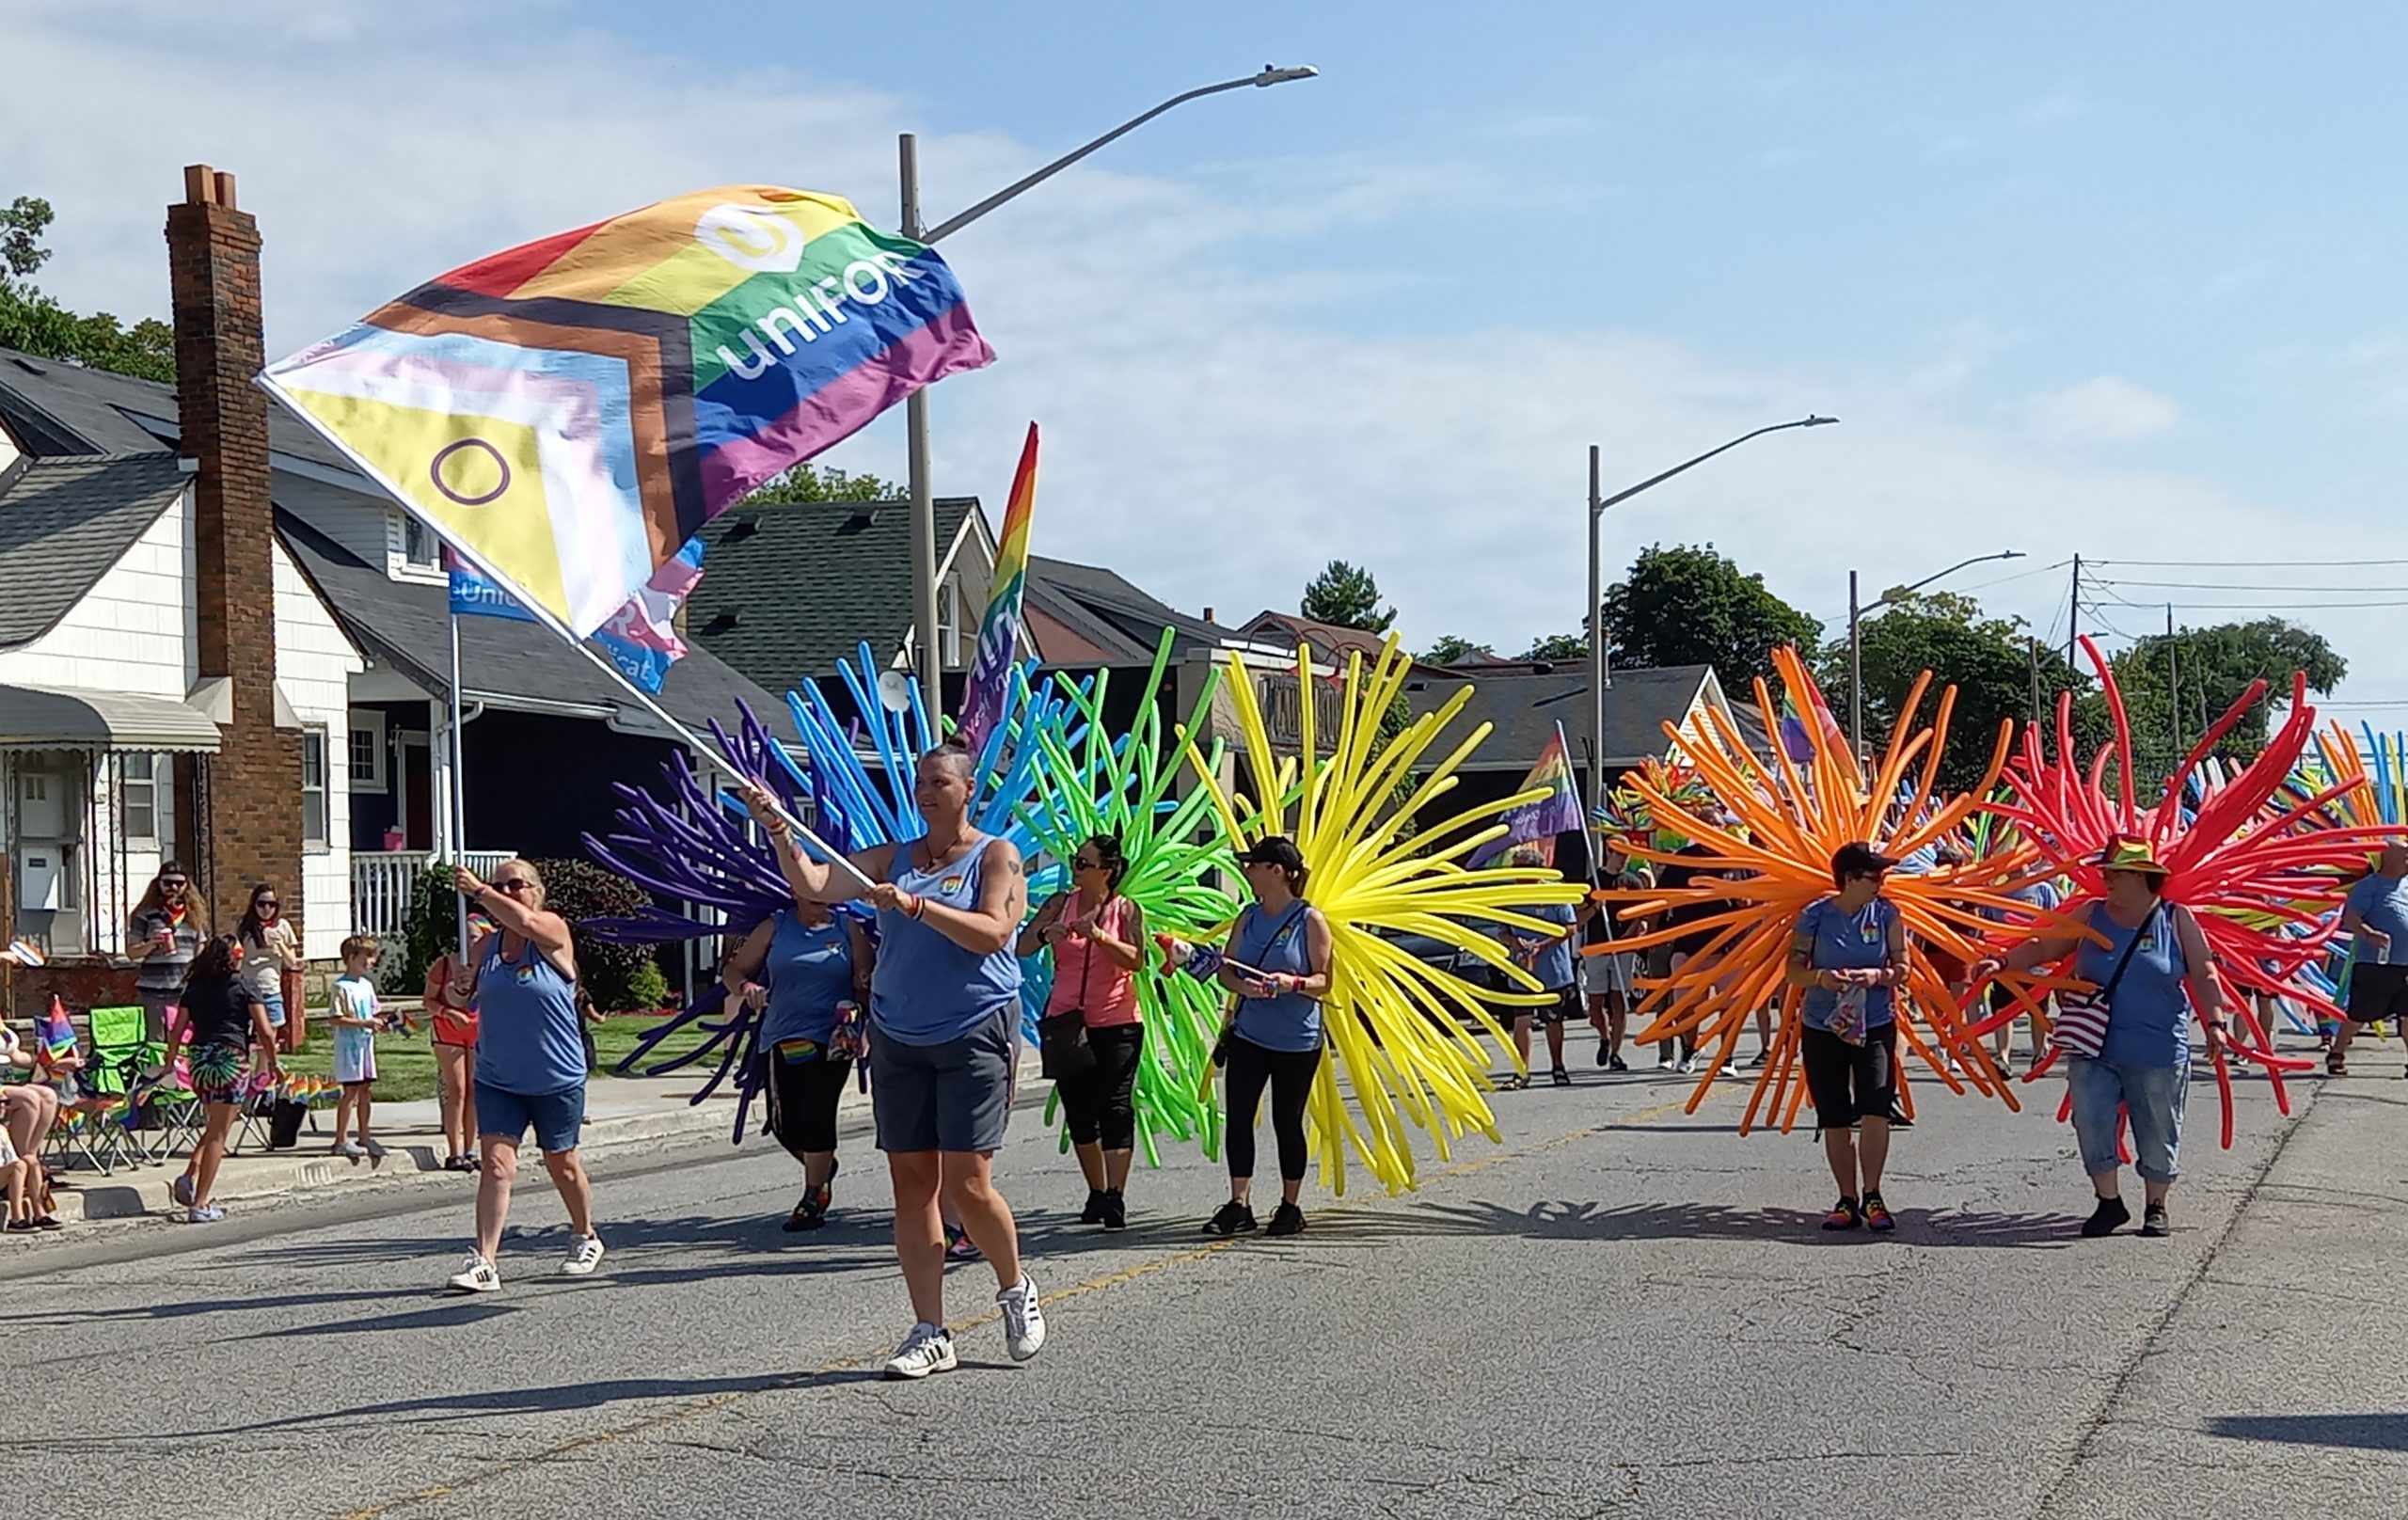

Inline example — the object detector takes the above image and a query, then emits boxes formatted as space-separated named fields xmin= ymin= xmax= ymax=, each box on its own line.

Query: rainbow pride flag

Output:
xmin=956 ymin=423 xmax=1038 ymax=760
xmin=1470 ymin=722 xmax=1585 ymax=868
xmin=261 ymin=186 xmax=992 ymax=635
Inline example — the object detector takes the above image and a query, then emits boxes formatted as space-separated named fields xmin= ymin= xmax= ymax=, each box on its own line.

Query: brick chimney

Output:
xmin=167 ymin=166 xmax=302 ymax=930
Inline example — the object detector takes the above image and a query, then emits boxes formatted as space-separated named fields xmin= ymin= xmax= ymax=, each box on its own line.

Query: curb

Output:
xmin=31 ymin=1045 xmax=1050 ymax=1228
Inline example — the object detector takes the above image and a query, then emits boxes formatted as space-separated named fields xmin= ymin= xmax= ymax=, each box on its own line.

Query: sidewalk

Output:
xmin=32 ymin=1045 xmax=1048 ymax=1227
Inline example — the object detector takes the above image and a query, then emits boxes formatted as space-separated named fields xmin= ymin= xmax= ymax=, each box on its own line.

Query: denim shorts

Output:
xmin=869 ymin=1005 xmax=1016 ymax=1154
xmin=476 ymin=1082 xmax=587 ymax=1154
xmin=258 ymin=989 xmax=286 ymax=1030
xmin=2067 ymin=1055 xmax=2187 ymax=1183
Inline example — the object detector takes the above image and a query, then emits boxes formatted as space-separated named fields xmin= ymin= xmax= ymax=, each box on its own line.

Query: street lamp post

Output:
xmin=899 ymin=65 xmax=1320 ymax=716
xmin=1846 ymin=550 xmax=2025 ymax=755
xmin=1586 ymin=416 xmax=1838 ymax=811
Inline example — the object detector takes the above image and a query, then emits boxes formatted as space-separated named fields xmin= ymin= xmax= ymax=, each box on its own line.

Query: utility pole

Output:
xmin=2167 ymin=604 xmax=2181 ymax=760
xmin=898 ymin=134 xmax=941 ymax=718
xmin=2067 ymin=554 xmax=2081 ymax=665
xmin=2028 ymin=635 xmax=2041 ymax=724
xmin=1586 ymin=445 xmax=1607 ymax=814
xmin=1848 ymin=569 xmax=1862 ymax=760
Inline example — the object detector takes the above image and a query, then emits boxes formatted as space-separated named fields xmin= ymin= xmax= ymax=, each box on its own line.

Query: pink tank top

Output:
xmin=1043 ymin=895 xmax=1141 ymax=1028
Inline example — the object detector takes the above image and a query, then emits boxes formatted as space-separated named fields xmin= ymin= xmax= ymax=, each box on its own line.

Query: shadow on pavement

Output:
xmin=2204 ymin=1413 xmax=2408 ymax=1452
xmin=1292 ymin=1197 xmax=2081 ymax=1248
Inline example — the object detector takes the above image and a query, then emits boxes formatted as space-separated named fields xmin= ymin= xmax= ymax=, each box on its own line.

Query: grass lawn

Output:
xmin=280 ymin=1013 xmax=717 ymax=1104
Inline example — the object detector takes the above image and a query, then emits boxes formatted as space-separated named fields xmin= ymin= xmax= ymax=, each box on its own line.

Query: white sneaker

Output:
xmin=331 ymin=1141 xmax=365 ymax=1162
xmin=1676 ymin=1055 xmax=1699 ymax=1074
xmin=560 ymin=1234 xmax=606 ymax=1276
xmin=446 ymin=1254 xmax=500 ymax=1293
xmin=998 ymin=1274 xmax=1046 ymax=1362
xmin=1655 ymin=1055 xmax=1676 ymax=1071
xmin=883 ymin=1322 xmax=958 ymax=1380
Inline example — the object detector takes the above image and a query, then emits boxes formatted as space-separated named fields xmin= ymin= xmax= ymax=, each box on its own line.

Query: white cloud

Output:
xmin=7 ymin=3 xmax=2406 ymax=729
xmin=2022 ymin=377 xmax=2180 ymax=443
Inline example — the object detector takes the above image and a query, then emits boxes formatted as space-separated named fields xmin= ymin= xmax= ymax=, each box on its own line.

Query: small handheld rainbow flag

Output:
xmin=35 ymin=996 xmax=75 ymax=1071
xmin=956 ymin=422 xmax=1038 ymax=762
xmin=262 ymin=185 xmax=992 ymax=636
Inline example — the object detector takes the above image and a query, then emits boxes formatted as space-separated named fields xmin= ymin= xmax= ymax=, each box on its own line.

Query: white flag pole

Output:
xmin=448 ymin=603 xmax=472 ymax=958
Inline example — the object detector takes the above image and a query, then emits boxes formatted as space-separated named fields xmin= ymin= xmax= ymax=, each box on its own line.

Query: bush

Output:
xmin=398 ymin=857 xmax=667 ymax=1012
xmin=526 ymin=857 xmax=661 ymax=1012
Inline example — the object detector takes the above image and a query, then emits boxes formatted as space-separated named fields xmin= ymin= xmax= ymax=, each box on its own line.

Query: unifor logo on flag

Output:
xmin=261 ymin=185 xmax=992 ymax=638
xmin=956 ymin=423 xmax=1038 ymax=761
xmin=449 ymin=540 xmax=705 ymax=696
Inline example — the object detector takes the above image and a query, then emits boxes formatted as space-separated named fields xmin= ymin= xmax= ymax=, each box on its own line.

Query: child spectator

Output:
xmin=329 ymin=936 xmax=386 ymax=1164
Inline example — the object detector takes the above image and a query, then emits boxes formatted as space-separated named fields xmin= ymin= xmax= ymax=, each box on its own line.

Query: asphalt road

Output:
xmin=7 ymin=1047 xmax=2403 ymax=1520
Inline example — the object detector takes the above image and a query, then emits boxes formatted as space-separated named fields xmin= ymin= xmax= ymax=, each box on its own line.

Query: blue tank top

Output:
xmin=473 ymin=935 xmax=585 ymax=1096
xmin=2075 ymin=901 xmax=2192 ymax=1069
xmin=1230 ymin=901 xmax=1323 ymax=1053
xmin=759 ymin=910 xmax=856 ymax=1047
xmin=873 ymin=837 xmax=1022 ymax=1046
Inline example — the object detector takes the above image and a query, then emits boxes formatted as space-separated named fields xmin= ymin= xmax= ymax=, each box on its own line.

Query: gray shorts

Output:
xmin=869 ymin=1005 xmax=1016 ymax=1154
xmin=1580 ymin=951 xmax=1636 ymax=997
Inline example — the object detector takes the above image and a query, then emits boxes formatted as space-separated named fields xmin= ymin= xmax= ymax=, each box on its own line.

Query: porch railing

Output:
xmin=351 ymin=850 xmax=515 ymax=939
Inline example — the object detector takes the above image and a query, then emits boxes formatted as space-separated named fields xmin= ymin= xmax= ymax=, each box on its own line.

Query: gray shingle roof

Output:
xmin=277 ymin=511 xmax=792 ymax=737
xmin=0 ymin=346 xmax=354 ymax=469
xmin=685 ymin=496 xmax=977 ymax=693
xmin=1024 ymin=555 xmax=1233 ymax=665
xmin=1407 ymin=662 xmax=1733 ymax=770
xmin=0 ymin=452 xmax=190 ymax=649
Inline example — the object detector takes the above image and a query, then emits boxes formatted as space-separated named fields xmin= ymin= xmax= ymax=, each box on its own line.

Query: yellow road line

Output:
xmin=341 ymin=1083 xmax=1724 ymax=1519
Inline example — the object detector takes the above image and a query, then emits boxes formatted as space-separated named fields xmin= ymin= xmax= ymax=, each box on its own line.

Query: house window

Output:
xmin=401 ymin=514 xmax=440 ymax=569
xmin=348 ymin=713 xmax=388 ymax=793
xmin=301 ymin=728 xmax=329 ymax=849
xmin=120 ymin=752 xmax=172 ymax=847
xmin=938 ymin=580 xmax=962 ymax=668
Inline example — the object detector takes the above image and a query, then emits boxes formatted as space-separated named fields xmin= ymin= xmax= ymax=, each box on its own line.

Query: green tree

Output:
xmin=1300 ymin=560 xmax=1395 ymax=634
xmin=739 ymin=461 xmax=905 ymax=504
xmin=0 ymin=194 xmax=177 ymax=384
xmin=2105 ymin=618 xmax=2345 ymax=787
xmin=1819 ymin=590 xmax=2086 ymax=792
xmin=1603 ymin=544 xmax=1822 ymax=695
xmin=1520 ymin=632 xmax=1587 ymax=663
xmin=1420 ymin=635 xmax=1494 ymax=665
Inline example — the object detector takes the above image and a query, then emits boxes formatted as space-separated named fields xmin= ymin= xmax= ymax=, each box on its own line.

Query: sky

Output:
xmin=7 ymin=0 xmax=2407 ymax=730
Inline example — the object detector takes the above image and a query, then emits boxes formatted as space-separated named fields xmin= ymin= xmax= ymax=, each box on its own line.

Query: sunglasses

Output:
xmin=257 ymin=900 xmax=279 ymax=910
xmin=1072 ymin=856 xmax=1102 ymax=870
xmin=494 ymin=879 xmax=536 ymax=895
xmin=162 ymin=879 xmax=188 ymax=891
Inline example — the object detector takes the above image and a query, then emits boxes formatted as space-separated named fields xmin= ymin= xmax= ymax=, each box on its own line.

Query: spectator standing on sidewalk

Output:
xmin=235 ymin=884 xmax=303 ymax=1046
xmin=128 ymin=863 xmax=205 ymax=1042
xmin=327 ymin=937 xmax=387 ymax=1164
xmin=444 ymin=860 xmax=605 ymax=1294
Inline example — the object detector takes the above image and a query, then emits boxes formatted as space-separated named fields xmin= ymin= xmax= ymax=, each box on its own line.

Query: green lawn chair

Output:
xmin=83 ymin=1006 xmax=151 ymax=1169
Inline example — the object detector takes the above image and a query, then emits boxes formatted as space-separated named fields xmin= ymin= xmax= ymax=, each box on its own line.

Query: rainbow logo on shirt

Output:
xmin=939 ymin=876 xmax=966 ymax=895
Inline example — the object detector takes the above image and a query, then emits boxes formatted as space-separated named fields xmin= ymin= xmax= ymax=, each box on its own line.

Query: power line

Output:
xmin=2092 ymin=577 xmax=2408 ymax=593
xmin=2089 ymin=557 xmax=2408 ymax=568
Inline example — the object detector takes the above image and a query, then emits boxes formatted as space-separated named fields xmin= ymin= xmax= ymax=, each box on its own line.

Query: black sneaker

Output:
xmin=1607 ymin=1053 xmax=1629 ymax=1072
xmin=2140 ymin=1202 xmax=2170 ymax=1238
xmin=2081 ymin=1195 xmax=2131 ymax=1238
xmin=782 ymin=1183 xmax=830 ymax=1232
xmin=1101 ymin=1189 xmax=1127 ymax=1231
xmin=1266 ymin=1201 xmax=1306 ymax=1238
xmin=1079 ymin=1188 xmax=1107 ymax=1225
xmin=1594 ymin=1042 xmax=1611 ymax=1067
xmin=1887 ymin=1102 xmax=1914 ymax=1130
xmin=1821 ymin=1195 xmax=1861 ymax=1231
xmin=1203 ymin=1200 xmax=1258 ymax=1237
xmin=1551 ymin=1067 xmax=1573 ymax=1087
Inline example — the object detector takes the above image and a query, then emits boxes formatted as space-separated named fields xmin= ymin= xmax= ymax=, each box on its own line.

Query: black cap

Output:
xmin=1235 ymin=836 xmax=1307 ymax=872
xmin=1830 ymin=842 xmax=1900 ymax=880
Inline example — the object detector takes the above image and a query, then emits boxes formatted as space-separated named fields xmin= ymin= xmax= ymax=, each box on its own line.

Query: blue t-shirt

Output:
xmin=331 ymin=974 xmax=379 ymax=1067
xmin=1230 ymin=901 xmax=1322 ymax=1053
xmin=1984 ymin=879 xmax=2062 ymax=924
xmin=473 ymin=936 xmax=587 ymax=1097
xmin=2345 ymin=874 xmax=2408 ymax=964
xmin=2076 ymin=902 xmax=2193 ymax=1069
xmin=1512 ymin=900 xmax=1578 ymax=991
xmin=758 ymin=910 xmax=856 ymax=1047
xmin=1796 ymin=895 xmax=1899 ymax=1032
xmin=872 ymin=838 xmax=1022 ymax=1047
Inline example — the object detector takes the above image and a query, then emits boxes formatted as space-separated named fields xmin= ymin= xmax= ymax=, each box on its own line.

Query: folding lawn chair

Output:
xmin=82 ymin=1006 xmax=153 ymax=1169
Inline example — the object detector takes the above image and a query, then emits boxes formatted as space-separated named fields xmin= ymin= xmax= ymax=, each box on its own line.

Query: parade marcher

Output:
xmin=1582 ymin=835 xmax=1650 ymax=1071
xmin=1983 ymin=873 xmax=2062 ymax=1073
xmin=1018 ymin=834 xmax=1147 ymax=1229
xmin=1789 ymin=843 xmax=1909 ymax=1233
xmin=128 ymin=862 xmax=205 ymax=1042
xmin=161 ymin=934 xmax=278 ymax=1224
xmin=723 ymin=895 xmax=874 ymax=1230
xmin=1204 ymin=836 xmax=1334 ymax=1239
xmin=445 ymin=860 xmax=606 ymax=1292
xmin=2329 ymin=842 xmax=2408 ymax=1078
xmin=1974 ymin=839 xmax=2232 ymax=1238
xmin=1493 ymin=846 xmax=1577 ymax=1088
xmin=742 ymin=743 xmax=1045 ymax=1381
xmin=1656 ymin=843 xmax=1718 ymax=1071
xmin=423 ymin=914 xmax=490 ymax=1172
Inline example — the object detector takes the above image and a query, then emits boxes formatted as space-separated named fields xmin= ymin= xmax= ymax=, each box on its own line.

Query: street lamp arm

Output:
xmin=1860 ymin=550 xmax=2024 ymax=617
xmin=1593 ymin=415 xmax=1836 ymax=515
xmin=924 ymin=67 xmax=1317 ymax=243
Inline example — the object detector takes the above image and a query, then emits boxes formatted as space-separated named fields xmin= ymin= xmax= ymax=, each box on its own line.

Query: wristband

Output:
xmin=905 ymin=891 xmax=927 ymax=921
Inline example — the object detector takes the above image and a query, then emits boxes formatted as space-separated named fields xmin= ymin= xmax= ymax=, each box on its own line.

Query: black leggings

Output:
xmin=1224 ymin=1037 xmax=1323 ymax=1183
xmin=766 ymin=1051 xmax=853 ymax=1158
xmin=1056 ymin=1022 xmax=1144 ymax=1150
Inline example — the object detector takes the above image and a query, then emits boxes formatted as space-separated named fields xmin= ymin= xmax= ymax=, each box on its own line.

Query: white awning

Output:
xmin=0 ymin=683 xmax=222 ymax=753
